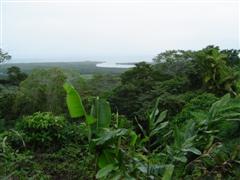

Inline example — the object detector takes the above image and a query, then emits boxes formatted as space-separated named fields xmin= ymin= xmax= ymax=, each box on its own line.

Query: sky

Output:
xmin=0 ymin=0 xmax=239 ymax=63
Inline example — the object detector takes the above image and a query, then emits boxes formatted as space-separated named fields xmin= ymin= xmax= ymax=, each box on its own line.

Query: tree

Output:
xmin=0 ymin=49 xmax=11 ymax=63
xmin=153 ymin=50 xmax=196 ymax=79
xmin=7 ymin=66 xmax=27 ymax=85
xmin=153 ymin=46 xmax=240 ymax=95
xmin=14 ymin=68 xmax=67 ymax=116
xmin=85 ymin=74 xmax=120 ymax=98
xmin=221 ymin=49 xmax=240 ymax=67
xmin=194 ymin=46 xmax=239 ymax=95
xmin=110 ymin=62 xmax=154 ymax=119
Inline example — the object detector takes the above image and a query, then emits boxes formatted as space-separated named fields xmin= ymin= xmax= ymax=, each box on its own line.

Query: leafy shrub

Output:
xmin=7 ymin=66 xmax=27 ymax=85
xmin=0 ymin=90 xmax=17 ymax=128
xmin=14 ymin=68 xmax=67 ymax=116
xmin=0 ymin=130 xmax=48 ymax=179
xmin=16 ymin=112 xmax=67 ymax=151
xmin=61 ymin=122 xmax=89 ymax=145
xmin=37 ymin=144 xmax=95 ymax=179
xmin=185 ymin=138 xmax=240 ymax=178
xmin=174 ymin=93 xmax=219 ymax=124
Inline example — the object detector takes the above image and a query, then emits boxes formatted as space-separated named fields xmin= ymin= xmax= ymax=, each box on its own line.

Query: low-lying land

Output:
xmin=0 ymin=61 xmax=129 ymax=76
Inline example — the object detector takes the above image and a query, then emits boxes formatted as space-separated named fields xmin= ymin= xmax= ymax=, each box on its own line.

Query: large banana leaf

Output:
xmin=63 ymin=82 xmax=86 ymax=118
xmin=91 ymin=97 xmax=111 ymax=134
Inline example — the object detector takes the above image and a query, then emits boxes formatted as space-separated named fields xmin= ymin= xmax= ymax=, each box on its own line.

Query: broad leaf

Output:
xmin=63 ymin=83 xmax=85 ymax=118
xmin=208 ymin=94 xmax=230 ymax=121
xmin=96 ymin=164 xmax=116 ymax=179
xmin=86 ymin=115 xmax=96 ymax=125
xmin=150 ymin=122 xmax=169 ymax=137
xmin=129 ymin=130 xmax=138 ymax=146
xmin=174 ymin=156 xmax=187 ymax=163
xmin=182 ymin=147 xmax=202 ymax=155
xmin=154 ymin=110 xmax=168 ymax=126
xmin=162 ymin=164 xmax=174 ymax=180
xmin=98 ymin=149 xmax=115 ymax=168
xmin=91 ymin=98 xmax=112 ymax=134
xmin=94 ymin=128 xmax=128 ymax=145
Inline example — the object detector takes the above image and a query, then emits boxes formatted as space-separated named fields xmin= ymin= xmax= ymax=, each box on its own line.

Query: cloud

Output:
xmin=2 ymin=1 xmax=239 ymax=62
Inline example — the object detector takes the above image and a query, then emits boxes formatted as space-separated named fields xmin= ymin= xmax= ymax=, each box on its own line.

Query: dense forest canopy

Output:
xmin=0 ymin=45 xmax=240 ymax=179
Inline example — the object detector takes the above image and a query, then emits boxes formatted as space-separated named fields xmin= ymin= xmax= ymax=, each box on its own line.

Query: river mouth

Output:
xmin=96 ymin=62 xmax=136 ymax=68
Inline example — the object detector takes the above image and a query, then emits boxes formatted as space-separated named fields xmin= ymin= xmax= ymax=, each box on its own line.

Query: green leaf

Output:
xmin=162 ymin=164 xmax=174 ymax=180
xmin=129 ymin=130 xmax=138 ymax=146
xmin=63 ymin=83 xmax=85 ymax=118
xmin=182 ymin=147 xmax=202 ymax=155
xmin=86 ymin=115 xmax=96 ymax=125
xmin=96 ymin=164 xmax=116 ymax=179
xmin=95 ymin=129 xmax=128 ymax=145
xmin=91 ymin=98 xmax=112 ymax=134
xmin=149 ymin=98 xmax=161 ymax=129
xmin=98 ymin=150 xmax=115 ymax=168
xmin=136 ymin=153 xmax=149 ymax=162
xmin=135 ymin=118 xmax=146 ymax=136
xmin=150 ymin=98 xmax=160 ymax=120
xmin=138 ymin=165 xmax=148 ymax=173
xmin=208 ymin=94 xmax=230 ymax=120
xmin=150 ymin=122 xmax=169 ymax=137
xmin=154 ymin=110 xmax=168 ymax=126
xmin=174 ymin=156 xmax=187 ymax=163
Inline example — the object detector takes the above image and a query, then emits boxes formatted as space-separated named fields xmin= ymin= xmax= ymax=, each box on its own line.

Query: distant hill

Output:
xmin=0 ymin=61 xmax=130 ymax=75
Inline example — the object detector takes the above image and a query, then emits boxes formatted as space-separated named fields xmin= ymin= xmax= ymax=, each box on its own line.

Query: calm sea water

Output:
xmin=96 ymin=62 xmax=136 ymax=68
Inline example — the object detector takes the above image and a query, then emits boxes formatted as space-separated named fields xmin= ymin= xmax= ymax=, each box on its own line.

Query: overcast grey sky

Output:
xmin=1 ymin=0 xmax=239 ymax=62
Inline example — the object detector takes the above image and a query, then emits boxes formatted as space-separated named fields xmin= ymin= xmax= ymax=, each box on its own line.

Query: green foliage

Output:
xmin=174 ymin=93 xmax=219 ymax=124
xmin=64 ymin=82 xmax=112 ymax=136
xmin=194 ymin=46 xmax=239 ymax=95
xmin=86 ymin=74 xmax=120 ymax=98
xmin=0 ymin=91 xmax=16 ymax=128
xmin=206 ymin=94 xmax=240 ymax=140
xmin=36 ymin=144 xmax=95 ymax=179
xmin=7 ymin=66 xmax=27 ymax=85
xmin=16 ymin=112 xmax=67 ymax=150
xmin=64 ymin=83 xmax=140 ymax=179
xmin=0 ymin=130 xmax=48 ymax=179
xmin=162 ymin=165 xmax=174 ymax=180
xmin=110 ymin=46 xmax=240 ymax=131
xmin=109 ymin=62 xmax=155 ymax=119
xmin=90 ymin=97 xmax=112 ymax=135
xmin=14 ymin=68 xmax=67 ymax=116
xmin=185 ymin=138 xmax=240 ymax=178
xmin=0 ymin=46 xmax=240 ymax=179
xmin=64 ymin=82 xmax=86 ymax=118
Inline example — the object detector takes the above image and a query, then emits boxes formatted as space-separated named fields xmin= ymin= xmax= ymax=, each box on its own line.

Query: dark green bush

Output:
xmin=0 ymin=130 xmax=48 ymax=179
xmin=174 ymin=93 xmax=219 ymax=124
xmin=16 ymin=112 xmax=67 ymax=151
xmin=36 ymin=144 xmax=95 ymax=179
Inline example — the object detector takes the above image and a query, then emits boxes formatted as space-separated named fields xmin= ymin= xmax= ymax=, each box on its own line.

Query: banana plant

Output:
xmin=64 ymin=82 xmax=138 ymax=179
xmin=64 ymin=83 xmax=178 ymax=179
xmin=64 ymin=83 xmax=111 ymax=140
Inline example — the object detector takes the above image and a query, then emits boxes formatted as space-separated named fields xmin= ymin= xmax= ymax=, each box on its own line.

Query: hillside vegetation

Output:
xmin=0 ymin=46 xmax=240 ymax=179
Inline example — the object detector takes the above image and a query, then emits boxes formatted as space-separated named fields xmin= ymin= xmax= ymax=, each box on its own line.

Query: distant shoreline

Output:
xmin=96 ymin=62 xmax=136 ymax=68
xmin=4 ymin=60 xmax=103 ymax=64
xmin=0 ymin=61 xmax=132 ymax=75
xmin=3 ymin=61 xmax=136 ymax=69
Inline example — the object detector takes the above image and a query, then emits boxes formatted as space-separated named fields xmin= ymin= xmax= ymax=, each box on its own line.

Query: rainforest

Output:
xmin=0 ymin=46 xmax=240 ymax=179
